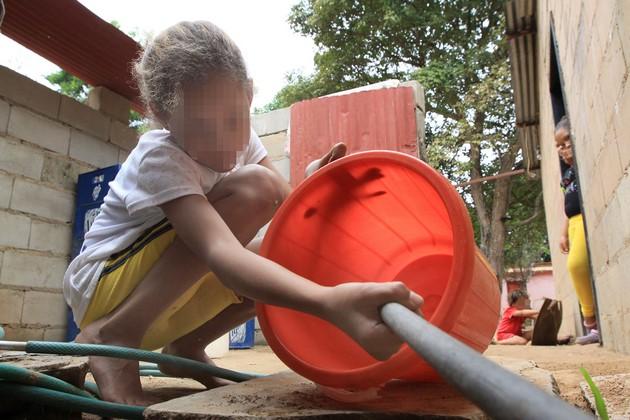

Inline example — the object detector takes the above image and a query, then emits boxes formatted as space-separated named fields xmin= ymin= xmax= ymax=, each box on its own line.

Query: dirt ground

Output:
xmin=136 ymin=343 xmax=630 ymax=414
xmin=485 ymin=344 xmax=630 ymax=412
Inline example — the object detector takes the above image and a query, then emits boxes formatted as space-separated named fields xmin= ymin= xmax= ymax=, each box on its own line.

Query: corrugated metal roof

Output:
xmin=505 ymin=0 xmax=539 ymax=170
xmin=1 ymin=0 xmax=143 ymax=111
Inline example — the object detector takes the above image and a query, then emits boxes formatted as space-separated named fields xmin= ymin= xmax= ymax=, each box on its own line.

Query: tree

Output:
xmin=266 ymin=0 xmax=548 ymax=279
xmin=44 ymin=21 xmax=148 ymax=132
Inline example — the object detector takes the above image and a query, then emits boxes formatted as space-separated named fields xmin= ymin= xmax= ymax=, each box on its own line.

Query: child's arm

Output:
xmin=161 ymin=194 xmax=423 ymax=360
xmin=512 ymin=309 xmax=539 ymax=319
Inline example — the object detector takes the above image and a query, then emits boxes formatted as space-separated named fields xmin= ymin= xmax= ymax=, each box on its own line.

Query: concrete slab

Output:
xmin=580 ymin=373 xmax=630 ymax=419
xmin=0 ymin=351 xmax=88 ymax=419
xmin=145 ymin=357 xmax=557 ymax=419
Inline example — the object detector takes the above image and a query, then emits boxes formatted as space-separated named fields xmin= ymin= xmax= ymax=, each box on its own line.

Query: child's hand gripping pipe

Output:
xmin=380 ymin=302 xmax=592 ymax=420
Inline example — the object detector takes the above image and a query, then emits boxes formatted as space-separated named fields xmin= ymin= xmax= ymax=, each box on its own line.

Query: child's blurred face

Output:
xmin=514 ymin=296 xmax=530 ymax=309
xmin=554 ymin=127 xmax=573 ymax=166
xmin=168 ymin=74 xmax=252 ymax=172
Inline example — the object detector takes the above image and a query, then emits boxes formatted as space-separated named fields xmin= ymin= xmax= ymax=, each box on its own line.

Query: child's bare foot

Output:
xmin=76 ymin=319 xmax=155 ymax=406
xmin=159 ymin=344 xmax=233 ymax=388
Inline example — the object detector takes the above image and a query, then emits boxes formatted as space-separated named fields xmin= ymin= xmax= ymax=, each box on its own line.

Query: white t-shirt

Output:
xmin=63 ymin=128 xmax=268 ymax=325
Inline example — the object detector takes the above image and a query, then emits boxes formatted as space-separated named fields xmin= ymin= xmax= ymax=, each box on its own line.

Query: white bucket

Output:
xmin=204 ymin=333 xmax=229 ymax=358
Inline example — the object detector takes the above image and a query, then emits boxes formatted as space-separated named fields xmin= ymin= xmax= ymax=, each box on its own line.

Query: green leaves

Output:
xmin=580 ymin=367 xmax=609 ymax=420
xmin=45 ymin=71 xmax=90 ymax=103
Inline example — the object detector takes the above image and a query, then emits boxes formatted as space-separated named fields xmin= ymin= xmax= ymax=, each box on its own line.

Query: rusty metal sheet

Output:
xmin=289 ymin=86 xmax=418 ymax=187
xmin=2 ymin=0 xmax=143 ymax=111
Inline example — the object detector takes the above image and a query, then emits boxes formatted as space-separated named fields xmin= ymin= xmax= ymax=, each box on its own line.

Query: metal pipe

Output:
xmin=380 ymin=303 xmax=592 ymax=420
xmin=0 ymin=340 xmax=27 ymax=351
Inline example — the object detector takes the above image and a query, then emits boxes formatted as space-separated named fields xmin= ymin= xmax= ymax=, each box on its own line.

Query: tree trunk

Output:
xmin=468 ymin=122 xmax=520 ymax=280
xmin=484 ymin=140 xmax=520 ymax=279
xmin=469 ymin=141 xmax=491 ymax=254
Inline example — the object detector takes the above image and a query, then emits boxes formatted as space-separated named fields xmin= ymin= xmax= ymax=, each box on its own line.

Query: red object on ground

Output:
xmin=257 ymin=151 xmax=501 ymax=389
xmin=496 ymin=307 xmax=525 ymax=340
xmin=289 ymin=87 xmax=419 ymax=187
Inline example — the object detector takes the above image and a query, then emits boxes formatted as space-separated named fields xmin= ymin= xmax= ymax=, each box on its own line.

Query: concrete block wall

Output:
xmin=251 ymin=108 xmax=290 ymax=345
xmin=538 ymin=1 xmax=630 ymax=351
xmin=0 ymin=65 xmax=137 ymax=341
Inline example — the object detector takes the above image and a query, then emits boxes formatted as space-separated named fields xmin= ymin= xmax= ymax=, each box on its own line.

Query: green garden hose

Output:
xmin=0 ymin=339 xmax=264 ymax=419
xmin=0 ymin=382 xmax=145 ymax=419
xmin=0 ymin=363 xmax=95 ymax=399
xmin=19 ymin=340 xmax=262 ymax=382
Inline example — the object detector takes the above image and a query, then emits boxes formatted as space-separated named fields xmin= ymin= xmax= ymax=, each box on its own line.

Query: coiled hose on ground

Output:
xmin=0 ymin=325 xmax=262 ymax=419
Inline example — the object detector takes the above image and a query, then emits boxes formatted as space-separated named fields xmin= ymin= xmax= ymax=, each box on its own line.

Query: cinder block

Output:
xmin=41 ymin=154 xmax=94 ymax=192
xmin=603 ymin=195 xmax=624 ymax=259
xmin=21 ymin=290 xmax=66 ymax=326
xmin=0 ymin=99 xmax=9 ymax=135
xmin=598 ymin=28 xmax=627 ymax=127
xmin=588 ymin=224 xmax=609 ymax=275
xmin=271 ymin=157 xmax=290 ymax=182
xmin=118 ymin=148 xmax=130 ymax=164
xmin=0 ymin=173 xmax=13 ymax=209
xmin=109 ymin=120 xmax=138 ymax=151
xmin=0 ymin=136 xmax=45 ymax=180
xmin=7 ymin=106 xmax=70 ymax=154
xmin=0 ymin=210 xmax=31 ymax=248
xmin=585 ymin=27 xmax=604 ymax=90
xmin=251 ymin=108 xmax=290 ymax=137
xmin=591 ymin=165 xmax=608 ymax=226
xmin=10 ymin=178 xmax=75 ymax=223
xmin=29 ymin=220 xmax=72 ymax=255
xmin=618 ymin=0 xmax=630 ymax=58
xmin=261 ymin=132 xmax=288 ymax=160
xmin=588 ymin=94 xmax=607 ymax=157
xmin=0 ymin=66 xmax=61 ymax=119
xmin=0 ymin=325 xmax=45 ymax=341
xmin=69 ymin=128 xmax=120 ymax=168
xmin=592 ymin=0 xmax=615 ymax=54
xmin=613 ymin=81 xmax=630 ymax=172
xmin=598 ymin=136 xmax=624 ymax=205
xmin=43 ymin=327 xmax=66 ymax=341
xmin=58 ymin=96 xmax=110 ymax=140
xmin=615 ymin=174 xmax=630 ymax=246
xmin=0 ymin=250 xmax=68 ymax=290
xmin=0 ymin=288 xmax=24 ymax=324
xmin=87 ymin=86 xmax=131 ymax=123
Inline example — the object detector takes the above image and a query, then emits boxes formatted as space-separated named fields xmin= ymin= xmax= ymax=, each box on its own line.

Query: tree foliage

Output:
xmin=266 ymin=0 xmax=549 ymax=279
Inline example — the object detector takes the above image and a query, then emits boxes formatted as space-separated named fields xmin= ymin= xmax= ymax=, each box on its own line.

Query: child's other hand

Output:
xmin=305 ymin=142 xmax=347 ymax=178
xmin=322 ymin=282 xmax=423 ymax=361
xmin=559 ymin=234 xmax=570 ymax=253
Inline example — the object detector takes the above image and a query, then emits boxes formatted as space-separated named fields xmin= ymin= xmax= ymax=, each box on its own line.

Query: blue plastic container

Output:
xmin=66 ymin=165 xmax=121 ymax=341
xmin=229 ymin=318 xmax=255 ymax=349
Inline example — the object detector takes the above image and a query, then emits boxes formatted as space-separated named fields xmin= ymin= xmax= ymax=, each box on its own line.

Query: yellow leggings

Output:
xmin=567 ymin=214 xmax=595 ymax=318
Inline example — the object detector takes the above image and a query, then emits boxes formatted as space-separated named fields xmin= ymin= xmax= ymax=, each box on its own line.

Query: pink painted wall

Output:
xmin=500 ymin=270 xmax=556 ymax=312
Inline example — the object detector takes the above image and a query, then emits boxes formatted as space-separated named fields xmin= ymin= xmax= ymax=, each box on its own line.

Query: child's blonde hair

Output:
xmin=133 ymin=21 xmax=248 ymax=121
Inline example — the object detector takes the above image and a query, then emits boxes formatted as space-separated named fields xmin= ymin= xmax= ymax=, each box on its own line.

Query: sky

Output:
xmin=0 ymin=0 xmax=316 ymax=109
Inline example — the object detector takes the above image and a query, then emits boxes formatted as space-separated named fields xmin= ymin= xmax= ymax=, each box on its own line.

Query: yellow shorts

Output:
xmin=80 ymin=219 xmax=242 ymax=350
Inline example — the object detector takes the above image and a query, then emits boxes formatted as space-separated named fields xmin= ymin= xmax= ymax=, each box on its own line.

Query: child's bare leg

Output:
xmin=496 ymin=335 xmax=529 ymax=345
xmin=76 ymin=165 xmax=286 ymax=404
xmin=158 ymin=235 xmax=264 ymax=386
xmin=159 ymin=298 xmax=256 ymax=387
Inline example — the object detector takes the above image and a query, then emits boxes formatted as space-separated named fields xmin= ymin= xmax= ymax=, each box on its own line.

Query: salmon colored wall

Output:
xmin=500 ymin=271 xmax=556 ymax=312
xmin=289 ymin=87 xmax=419 ymax=187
